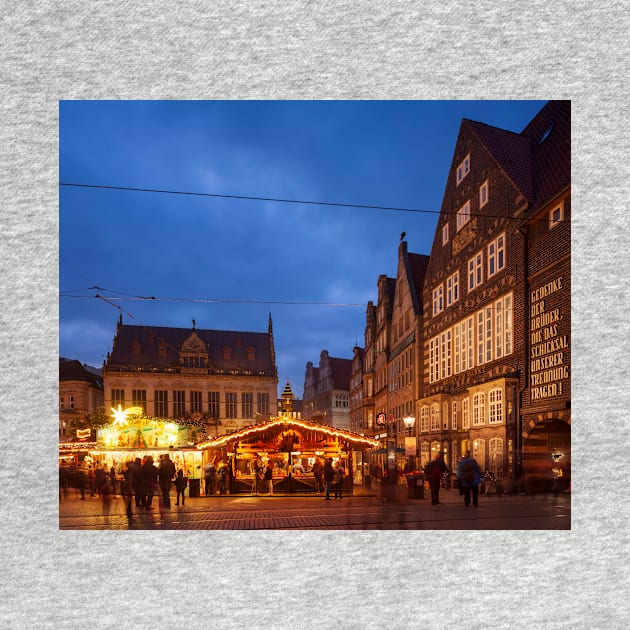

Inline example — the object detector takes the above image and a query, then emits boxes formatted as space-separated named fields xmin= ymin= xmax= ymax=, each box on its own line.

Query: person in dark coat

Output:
xmin=456 ymin=451 xmax=482 ymax=507
xmin=323 ymin=458 xmax=334 ymax=500
xmin=426 ymin=451 xmax=448 ymax=505
xmin=140 ymin=456 xmax=158 ymax=510
xmin=158 ymin=454 xmax=176 ymax=508
xmin=312 ymin=458 xmax=324 ymax=494
xmin=131 ymin=457 xmax=143 ymax=507
xmin=174 ymin=469 xmax=187 ymax=506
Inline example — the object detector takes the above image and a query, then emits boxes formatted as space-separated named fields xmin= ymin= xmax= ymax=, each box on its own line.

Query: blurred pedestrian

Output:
xmin=323 ymin=458 xmax=334 ymax=500
xmin=140 ymin=455 xmax=158 ymax=510
xmin=174 ymin=469 xmax=187 ymax=505
xmin=158 ymin=454 xmax=176 ymax=508
xmin=132 ymin=457 xmax=144 ymax=507
xmin=217 ymin=461 xmax=228 ymax=494
xmin=426 ymin=451 xmax=448 ymax=505
xmin=312 ymin=458 xmax=324 ymax=494
xmin=264 ymin=461 xmax=274 ymax=495
xmin=204 ymin=461 xmax=216 ymax=495
xmin=333 ymin=460 xmax=346 ymax=499
xmin=456 ymin=451 xmax=482 ymax=507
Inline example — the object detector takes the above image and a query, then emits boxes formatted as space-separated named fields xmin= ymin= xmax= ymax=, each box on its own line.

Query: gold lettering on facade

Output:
xmin=529 ymin=276 xmax=568 ymax=401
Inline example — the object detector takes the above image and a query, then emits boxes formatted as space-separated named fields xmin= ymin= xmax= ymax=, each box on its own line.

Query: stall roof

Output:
xmin=197 ymin=416 xmax=379 ymax=450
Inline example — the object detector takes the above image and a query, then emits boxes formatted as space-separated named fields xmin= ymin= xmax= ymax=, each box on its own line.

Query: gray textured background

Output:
xmin=1 ymin=2 xmax=628 ymax=628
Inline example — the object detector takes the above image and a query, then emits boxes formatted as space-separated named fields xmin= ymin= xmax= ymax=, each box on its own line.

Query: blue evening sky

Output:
xmin=59 ymin=100 xmax=546 ymax=397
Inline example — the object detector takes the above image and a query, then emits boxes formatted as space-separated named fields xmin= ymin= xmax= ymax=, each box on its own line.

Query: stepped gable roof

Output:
xmin=59 ymin=358 xmax=103 ymax=387
xmin=329 ymin=357 xmax=352 ymax=389
xmin=408 ymin=252 xmax=430 ymax=308
xmin=520 ymin=100 xmax=571 ymax=208
xmin=464 ymin=118 xmax=534 ymax=202
xmin=107 ymin=324 xmax=275 ymax=372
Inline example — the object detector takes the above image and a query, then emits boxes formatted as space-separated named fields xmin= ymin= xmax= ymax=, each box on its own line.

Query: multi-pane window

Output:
xmin=190 ymin=390 xmax=202 ymax=413
xmin=456 ymin=153 xmax=470 ymax=185
xmin=428 ymin=293 xmax=512 ymax=383
xmin=173 ymin=390 xmax=185 ymax=417
xmin=489 ymin=389 xmax=503 ymax=424
xmin=473 ymin=439 xmax=486 ymax=470
xmin=69 ymin=395 xmax=75 ymax=409
xmin=456 ymin=200 xmax=471 ymax=231
xmin=432 ymin=284 xmax=444 ymax=316
xmin=443 ymin=402 xmax=449 ymax=430
xmin=442 ymin=223 xmax=449 ymax=244
xmin=487 ymin=233 xmax=505 ymax=277
xmin=452 ymin=401 xmax=458 ymax=430
xmin=420 ymin=406 xmax=429 ymax=432
xmin=226 ymin=392 xmax=238 ymax=418
xmin=446 ymin=271 xmax=459 ymax=306
xmin=241 ymin=392 xmax=253 ymax=418
xmin=479 ymin=180 xmax=489 ymax=208
xmin=112 ymin=389 xmax=125 ymax=408
xmin=473 ymin=393 xmax=486 ymax=426
xmin=59 ymin=396 xmax=65 ymax=410
xmin=430 ymin=403 xmax=440 ymax=432
xmin=462 ymin=398 xmax=470 ymax=429
xmin=257 ymin=392 xmax=269 ymax=416
xmin=421 ymin=442 xmax=430 ymax=466
xmin=468 ymin=252 xmax=483 ymax=290
xmin=550 ymin=202 xmax=563 ymax=229
xmin=132 ymin=389 xmax=147 ymax=414
xmin=208 ymin=391 xmax=220 ymax=418
xmin=154 ymin=390 xmax=168 ymax=417
xmin=489 ymin=437 xmax=504 ymax=477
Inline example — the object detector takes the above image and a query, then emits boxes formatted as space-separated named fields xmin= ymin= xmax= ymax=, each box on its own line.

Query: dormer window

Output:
xmin=456 ymin=153 xmax=470 ymax=185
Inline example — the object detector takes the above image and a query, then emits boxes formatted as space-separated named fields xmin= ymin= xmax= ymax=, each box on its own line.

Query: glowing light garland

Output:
xmin=196 ymin=416 xmax=379 ymax=450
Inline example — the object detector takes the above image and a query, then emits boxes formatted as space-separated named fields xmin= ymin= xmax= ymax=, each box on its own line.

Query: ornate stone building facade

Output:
xmin=59 ymin=358 xmax=103 ymax=440
xmin=102 ymin=315 xmax=278 ymax=437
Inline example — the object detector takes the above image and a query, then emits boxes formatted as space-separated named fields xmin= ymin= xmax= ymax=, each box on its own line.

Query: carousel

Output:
xmin=196 ymin=392 xmax=379 ymax=495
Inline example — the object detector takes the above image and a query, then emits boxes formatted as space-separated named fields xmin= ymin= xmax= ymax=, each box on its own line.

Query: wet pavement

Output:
xmin=59 ymin=488 xmax=571 ymax=530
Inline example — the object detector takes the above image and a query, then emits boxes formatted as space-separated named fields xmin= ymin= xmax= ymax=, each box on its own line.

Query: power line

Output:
xmin=60 ymin=293 xmax=366 ymax=307
xmin=59 ymin=181 xmax=567 ymax=224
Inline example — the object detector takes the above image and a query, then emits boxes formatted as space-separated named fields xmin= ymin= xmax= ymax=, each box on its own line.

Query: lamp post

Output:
xmin=403 ymin=416 xmax=416 ymax=470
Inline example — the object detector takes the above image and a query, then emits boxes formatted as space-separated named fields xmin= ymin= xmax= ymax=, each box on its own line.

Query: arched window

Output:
xmin=472 ymin=438 xmax=485 ymax=470
xmin=489 ymin=437 xmax=504 ymax=478
xmin=430 ymin=403 xmax=440 ymax=431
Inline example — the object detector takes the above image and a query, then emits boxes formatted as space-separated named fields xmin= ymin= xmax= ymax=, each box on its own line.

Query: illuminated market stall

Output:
xmin=85 ymin=405 xmax=204 ymax=489
xmin=196 ymin=416 xmax=379 ymax=495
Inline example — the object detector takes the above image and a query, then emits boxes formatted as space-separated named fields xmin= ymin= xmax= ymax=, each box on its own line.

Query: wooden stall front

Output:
xmin=197 ymin=417 xmax=379 ymax=495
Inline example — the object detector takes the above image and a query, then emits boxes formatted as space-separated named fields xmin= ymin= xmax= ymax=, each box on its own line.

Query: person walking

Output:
xmin=456 ymin=451 xmax=482 ymax=507
xmin=131 ymin=457 xmax=144 ymax=508
xmin=174 ymin=469 xmax=187 ymax=506
xmin=333 ymin=460 xmax=346 ymax=499
xmin=426 ymin=451 xmax=448 ymax=505
xmin=264 ymin=461 xmax=274 ymax=495
xmin=140 ymin=455 xmax=158 ymax=510
xmin=217 ymin=461 xmax=228 ymax=494
xmin=251 ymin=456 xmax=263 ymax=495
xmin=312 ymin=458 xmax=324 ymax=494
xmin=122 ymin=460 xmax=136 ymax=523
xmin=323 ymin=458 xmax=334 ymax=500
xmin=158 ymin=454 xmax=176 ymax=508
xmin=204 ymin=461 xmax=216 ymax=495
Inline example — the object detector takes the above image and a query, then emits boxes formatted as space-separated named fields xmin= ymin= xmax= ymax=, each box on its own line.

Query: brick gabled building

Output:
xmin=420 ymin=100 xmax=570 ymax=491
xmin=102 ymin=315 xmax=278 ymax=437
xmin=303 ymin=350 xmax=352 ymax=429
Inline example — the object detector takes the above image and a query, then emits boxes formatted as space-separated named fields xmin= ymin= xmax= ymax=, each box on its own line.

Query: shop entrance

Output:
xmin=523 ymin=419 xmax=571 ymax=493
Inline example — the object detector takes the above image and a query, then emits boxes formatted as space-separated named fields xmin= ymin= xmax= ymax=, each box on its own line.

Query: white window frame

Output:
xmin=473 ymin=392 xmax=486 ymax=426
xmin=432 ymin=284 xmax=444 ymax=316
xmin=442 ymin=223 xmax=449 ymax=244
xmin=456 ymin=153 xmax=470 ymax=185
xmin=468 ymin=251 xmax=483 ymax=290
xmin=549 ymin=202 xmax=563 ymax=229
xmin=473 ymin=438 xmax=486 ymax=470
xmin=446 ymin=271 xmax=459 ymax=306
xmin=489 ymin=437 xmax=503 ymax=477
xmin=487 ymin=233 xmax=505 ymax=278
xmin=420 ymin=406 xmax=429 ymax=433
xmin=479 ymin=179 xmax=489 ymax=208
xmin=430 ymin=403 xmax=440 ymax=432
xmin=462 ymin=398 xmax=470 ymax=429
xmin=456 ymin=200 xmax=471 ymax=231
xmin=489 ymin=389 xmax=503 ymax=424
xmin=452 ymin=401 xmax=458 ymax=430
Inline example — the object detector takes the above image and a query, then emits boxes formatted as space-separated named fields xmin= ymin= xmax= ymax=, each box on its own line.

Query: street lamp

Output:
xmin=403 ymin=416 xmax=416 ymax=435
xmin=403 ymin=416 xmax=417 ymax=471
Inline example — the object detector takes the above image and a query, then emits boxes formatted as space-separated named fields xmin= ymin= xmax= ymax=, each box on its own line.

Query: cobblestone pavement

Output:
xmin=59 ymin=489 xmax=571 ymax=530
